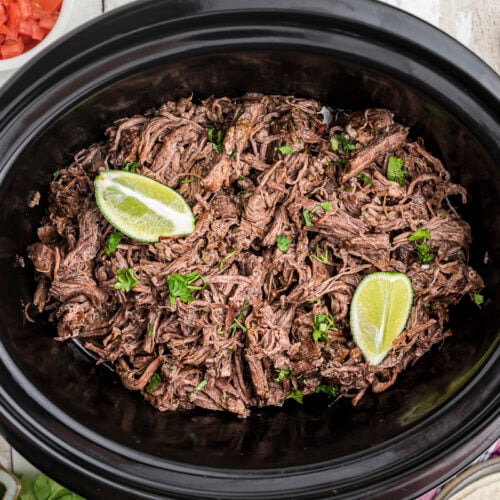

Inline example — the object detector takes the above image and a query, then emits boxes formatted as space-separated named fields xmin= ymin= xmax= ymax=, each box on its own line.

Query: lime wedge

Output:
xmin=94 ymin=170 xmax=195 ymax=243
xmin=350 ymin=272 xmax=413 ymax=365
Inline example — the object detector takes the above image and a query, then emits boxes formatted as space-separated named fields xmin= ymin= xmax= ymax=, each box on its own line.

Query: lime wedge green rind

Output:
xmin=94 ymin=170 xmax=195 ymax=243
xmin=350 ymin=272 xmax=413 ymax=365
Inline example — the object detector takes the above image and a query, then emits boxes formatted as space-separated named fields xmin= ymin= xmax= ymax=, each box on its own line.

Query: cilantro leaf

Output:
xmin=408 ymin=228 xmax=433 ymax=264
xmin=167 ymin=272 xmax=207 ymax=306
xmin=220 ymin=250 xmax=237 ymax=271
xmin=330 ymin=135 xmax=340 ymax=152
xmin=123 ymin=160 xmax=139 ymax=173
xmin=147 ymin=324 xmax=154 ymax=337
xmin=320 ymin=201 xmax=332 ymax=212
xmin=355 ymin=172 xmax=373 ymax=185
xmin=315 ymin=384 xmax=338 ymax=397
xmin=52 ymin=169 xmax=61 ymax=179
xmin=311 ymin=245 xmax=330 ymax=265
xmin=408 ymin=228 xmax=430 ymax=242
xmin=181 ymin=177 xmax=197 ymax=184
xmin=276 ymin=144 xmax=294 ymax=155
xmin=103 ymin=231 xmax=123 ymax=255
xmin=472 ymin=292 xmax=484 ymax=308
xmin=303 ymin=209 xmax=313 ymax=227
xmin=112 ymin=268 xmax=138 ymax=292
xmin=208 ymin=128 xmax=223 ymax=153
xmin=276 ymin=235 xmax=292 ymax=253
xmin=312 ymin=313 xmax=337 ymax=343
xmin=386 ymin=155 xmax=407 ymax=185
xmin=147 ymin=373 xmax=161 ymax=394
xmin=273 ymin=368 xmax=293 ymax=383
xmin=286 ymin=388 xmax=303 ymax=404
xmin=195 ymin=379 xmax=208 ymax=391
xmin=229 ymin=299 xmax=249 ymax=336
xmin=18 ymin=473 xmax=83 ymax=500
xmin=330 ymin=133 xmax=355 ymax=153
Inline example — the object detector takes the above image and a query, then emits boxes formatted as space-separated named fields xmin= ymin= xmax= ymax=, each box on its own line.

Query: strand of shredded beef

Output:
xmin=27 ymin=94 xmax=483 ymax=417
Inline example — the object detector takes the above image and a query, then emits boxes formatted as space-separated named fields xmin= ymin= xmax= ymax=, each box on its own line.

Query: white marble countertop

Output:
xmin=0 ymin=0 xmax=499 ymax=484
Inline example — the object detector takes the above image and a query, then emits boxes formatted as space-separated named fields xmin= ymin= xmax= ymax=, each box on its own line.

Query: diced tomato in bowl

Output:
xmin=0 ymin=0 xmax=63 ymax=60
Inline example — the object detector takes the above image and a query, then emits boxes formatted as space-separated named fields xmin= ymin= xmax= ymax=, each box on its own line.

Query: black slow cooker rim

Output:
xmin=0 ymin=1 xmax=498 ymax=499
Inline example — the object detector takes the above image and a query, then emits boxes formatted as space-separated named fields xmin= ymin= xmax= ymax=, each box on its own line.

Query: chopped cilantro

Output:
xmin=230 ymin=148 xmax=237 ymax=158
xmin=207 ymin=128 xmax=224 ymax=153
xmin=237 ymin=190 xmax=248 ymax=196
xmin=146 ymin=373 xmax=161 ymax=394
xmin=355 ymin=172 xmax=373 ymax=185
xmin=123 ymin=160 xmax=139 ymax=173
xmin=181 ymin=177 xmax=197 ymax=184
xmin=276 ymin=144 xmax=294 ymax=155
xmin=147 ymin=324 xmax=154 ymax=337
xmin=323 ymin=161 xmax=334 ymax=166
xmin=103 ymin=231 xmax=123 ymax=255
xmin=237 ymin=175 xmax=245 ymax=181
xmin=276 ymin=235 xmax=292 ymax=253
xmin=330 ymin=135 xmax=340 ymax=152
xmin=312 ymin=313 xmax=337 ymax=343
xmin=320 ymin=201 xmax=332 ymax=212
xmin=167 ymin=272 xmax=207 ymax=306
xmin=229 ymin=299 xmax=249 ymax=336
xmin=52 ymin=169 xmax=61 ymax=179
xmin=472 ymin=292 xmax=484 ymax=308
xmin=408 ymin=228 xmax=433 ymax=264
xmin=274 ymin=368 xmax=293 ymax=384
xmin=315 ymin=384 xmax=338 ymax=397
xmin=303 ymin=209 xmax=313 ymax=227
xmin=195 ymin=379 xmax=208 ymax=391
xmin=311 ymin=245 xmax=330 ymax=265
xmin=286 ymin=388 xmax=303 ymax=404
xmin=112 ymin=268 xmax=138 ymax=292
xmin=331 ymin=133 xmax=355 ymax=153
xmin=220 ymin=250 xmax=237 ymax=271
xmin=386 ymin=155 xmax=407 ymax=185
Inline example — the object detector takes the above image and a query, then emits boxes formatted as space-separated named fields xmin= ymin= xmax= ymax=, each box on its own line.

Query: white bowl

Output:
xmin=0 ymin=0 xmax=74 ymax=71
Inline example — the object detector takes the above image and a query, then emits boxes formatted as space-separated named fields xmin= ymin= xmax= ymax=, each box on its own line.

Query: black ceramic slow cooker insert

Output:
xmin=0 ymin=1 xmax=498 ymax=498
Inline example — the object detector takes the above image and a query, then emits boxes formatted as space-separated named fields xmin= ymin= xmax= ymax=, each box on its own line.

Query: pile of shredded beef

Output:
xmin=27 ymin=94 xmax=483 ymax=417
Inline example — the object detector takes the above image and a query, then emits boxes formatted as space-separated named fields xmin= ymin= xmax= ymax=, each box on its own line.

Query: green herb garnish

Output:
xmin=311 ymin=245 xmax=330 ymax=265
xmin=181 ymin=177 xmax=197 ymax=184
xmin=52 ymin=169 xmax=61 ymax=179
xmin=237 ymin=190 xmax=248 ymax=196
xmin=230 ymin=148 xmax=237 ymax=158
xmin=112 ymin=268 xmax=138 ymax=292
xmin=16 ymin=473 xmax=83 ymax=500
xmin=237 ymin=175 xmax=245 ymax=181
xmin=276 ymin=144 xmax=294 ymax=155
xmin=408 ymin=228 xmax=433 ymax=264
xmin=386 ymin=155 xmax=407 ymax=185
xmin=103 ymin=231 xmax=123 ymax=255
xmin=147 ymin=373 xmax=161 ymax=394
xmin=167 ymin=272 xmax=207 ymax=306
xmin=123 ymin=160 xmax=139 ymax=173
xmin=472 ymin=292 xmax=484 ymax=308
xmin=286 ymin=388 xmax=303 ymax=404
xmin=274 ymin=368 xmax=293 ymax=383
xmin=312 ymin=313 xmax=337 ymax=343
xmin=147 ymin=324 xmax=154 ymax=337
xmin=220 ymin=250 xmax=237 ymax=271
xmin=276 ymin=235 xmax=292 ymax=253
xmin=195 ymin=379 xmax=208 ymax=391
xmin=331 ymin=133 xmax=355 ymax=153
xmin=355 ymin=172 xmax=373 ymax=185
xmin=229 ymin=299 xmax=249 ymax=336
xmin=315 ymin=384 xmax=338 ymax=397
xmin=303 ymin=209 xmax=313 ymax=227
xmin=208 ymin=128 xmax=224 ymax=153
xmin=320 ymin=201 xmax=332 ymax=212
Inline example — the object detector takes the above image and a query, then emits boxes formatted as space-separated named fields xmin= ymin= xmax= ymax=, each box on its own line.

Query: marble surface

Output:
xmin=0 ymin=0 xmax=498 ymax=481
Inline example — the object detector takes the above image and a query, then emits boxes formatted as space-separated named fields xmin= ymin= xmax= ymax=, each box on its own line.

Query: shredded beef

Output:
xmin=27 ymin=94 xmax=483 ymax=417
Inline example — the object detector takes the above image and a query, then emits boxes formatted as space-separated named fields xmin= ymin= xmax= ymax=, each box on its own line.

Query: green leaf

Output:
xmin=237 ymin=175 xmax=245 ymax=181
xmin=277 ymin=144 xmax=293 ymax=155
xmin=276 ymin=235 xmax=292 ymax=253
xmin=355 ymin=172 xmax=373 ymax=185
xmin=229 ymin=299 xmax=249 ymax=336
xmin=20 ymin=473 xmax=84 ymax=500
xmin=220 ymin=250 xmax=237 ymax=271
xmin=408 ymin=228 xmax=430 ymax=242
xmin=408 ymin=229 xmax=433 ymax=264
xmin=167 ymin=272 xmax=207 ymax=306
xmin=147 ymin=373 xmax=161 ymax=394
xmin=181 ymin=177 xmax=197 ymax=184
xmin=112 ymin=268 xmax=138 ymax=292
xmin=386 ymin=155 xmax=407 ymax=185
xmin=147 ymin=324 xmax=154 ymax=337
xmin=103 ymin=231 xmax=123 ymax=255
xmin=123 ymin=160 xmax=139 ymax=173
xmin=330 ymin=135 xmax=340 ymax=152
xmin=273 ymin=368 xmax=293 ymax=383
xmin=286 ymin=388 xmax=303 ymax=404
xmin=312 ymin=313 xmax=337 ymax=343
xmin=320 ymin=201 xmax=332 ymax=212
xmin=311 ymin=245 xmax=330 ymax=265
xmin=303 ymin=209 xmax=313 ymax=227
xmin=331 ymin=133 xmax=355 ymax=153
xmin=208 ymin=128 xmax=224 ymax=153
xmin=195 ymin=379 xmax=208 ymax=391
xmin=472 ymin=292 xmax=484 ymax=308
xmin=52 ymin=169 xmax=61 ymax=179
xmin=315 ymin=384 xmax=338 ymax=397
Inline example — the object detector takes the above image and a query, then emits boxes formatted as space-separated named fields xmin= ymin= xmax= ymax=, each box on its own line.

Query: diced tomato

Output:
xmin=0 ymin=0 xmax=61 ymax=59
xmin=33 ymin=0 xmax=61 ymax=12
xmin=1 ymin=36 xmax=24 ymax=58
